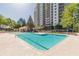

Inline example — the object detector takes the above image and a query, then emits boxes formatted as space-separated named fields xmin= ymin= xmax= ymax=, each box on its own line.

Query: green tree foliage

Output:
xmin=0 ymin=15 xmax=17 ymax=29
xmin=0 ymin=15 xmax=5 ymax=25
xmin=61 ymin=4 xmax=78 ymax=29
xmin=73 ymin=4 xmax=79 ymax=31
xmin=61 ymin=3 xmax=79 ymax=32
xmin=10 ymin=20 xmax=17 ymax=28
xmin=27 ymin=16 xmax=35 ymax=31
xmin=3 ymin=18 xmax=17 ymax=28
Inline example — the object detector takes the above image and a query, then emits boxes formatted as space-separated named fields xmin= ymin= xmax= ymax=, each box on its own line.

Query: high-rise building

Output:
xmin=51 ymin=3 xmax=65 ymax=26
xmin=34 ymin=3 xmax=65 ymax=27
xmin=34 ymin=3 xmax=40 ymax=26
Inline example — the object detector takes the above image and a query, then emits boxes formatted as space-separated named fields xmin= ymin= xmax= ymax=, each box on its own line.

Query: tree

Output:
xmin=60 ymin=3 xmax=79 ymax=32
xmin=60 ymin=4 xmax=78 ymax=29
xmin=10 ymin=20 xmax=17 ymax=28
xmin=4 ymin=18 xmax=12 ymax=25
xmin=55 ymin=24 xmax=62 ymax=29
xmin=0 ymin=14 xmax=17 ymax=30
xmin=27 ymin=16 xmax=35 ymax=31
xmin=17 ymin=18 xmax=26 ymax=27
xmin=0 ymin=15 xmax=5 ymax=25
xmin=73 ymin=4 xmax=79 ymax=32
xmin=3 ymin=18 xmax=14 ymax=27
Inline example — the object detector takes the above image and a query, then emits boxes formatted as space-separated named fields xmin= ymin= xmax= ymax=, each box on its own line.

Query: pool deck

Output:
xmin=0 ymin=33 xmax=79 ymax=56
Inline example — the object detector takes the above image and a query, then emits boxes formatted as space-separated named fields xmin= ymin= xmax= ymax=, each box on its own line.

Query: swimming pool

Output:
xmin=17 ymin=32 xmax=67 ymax=51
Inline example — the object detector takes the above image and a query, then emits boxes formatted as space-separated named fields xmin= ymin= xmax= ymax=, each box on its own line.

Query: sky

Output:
xmin=0 ymin=3 xmax=36 ymax=22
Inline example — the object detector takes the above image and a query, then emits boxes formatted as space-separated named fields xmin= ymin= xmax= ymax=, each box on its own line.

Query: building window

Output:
xmin=55 ymin=20 xmax=57 ymax=21
xmin=55 ymin=11 xmax=56 ymax=13
xmin=55 ymin=17 xmax=56 ymax=19
xmin=55 ymin=8 xmax=57 ymax=10
xmin=55 ymin=14 xmax=56 ymax=16
xmin=54 ymin=5 xmax=56 ymax=7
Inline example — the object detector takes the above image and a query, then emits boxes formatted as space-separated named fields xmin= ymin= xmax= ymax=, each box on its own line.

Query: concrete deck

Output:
xmin=0 ymin=33 xmax=79 ymax=56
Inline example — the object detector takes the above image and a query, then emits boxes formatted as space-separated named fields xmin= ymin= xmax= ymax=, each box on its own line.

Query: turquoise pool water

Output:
xmin=17 ymin=32 xmax=67 ymax=51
